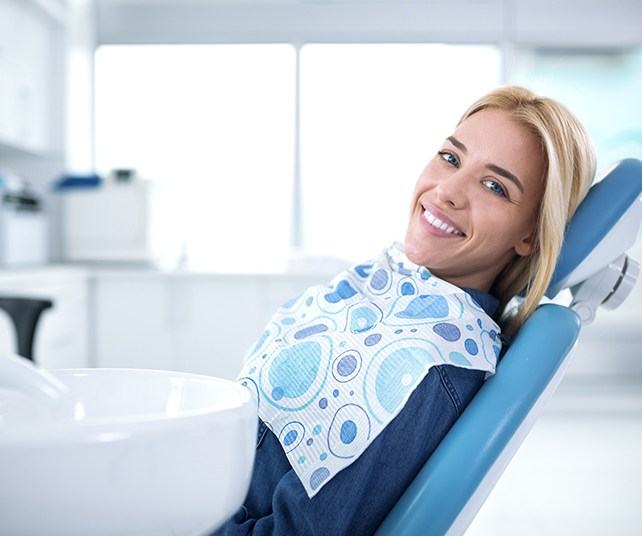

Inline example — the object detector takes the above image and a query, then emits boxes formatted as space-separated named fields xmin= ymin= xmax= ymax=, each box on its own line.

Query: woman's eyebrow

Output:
xmin=486 ymin=164 xmax=524 ymax=193
xmin=447 ymin=136 xmax=467 ymax=153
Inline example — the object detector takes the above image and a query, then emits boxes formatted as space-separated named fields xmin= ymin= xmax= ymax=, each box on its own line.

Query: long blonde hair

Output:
xmin=458 ymin=86 xmax=596 ymax=336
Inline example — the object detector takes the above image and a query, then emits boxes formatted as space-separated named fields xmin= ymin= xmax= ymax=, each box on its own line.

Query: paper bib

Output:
xmin=238 ymin=243 xmax=501 ymax=498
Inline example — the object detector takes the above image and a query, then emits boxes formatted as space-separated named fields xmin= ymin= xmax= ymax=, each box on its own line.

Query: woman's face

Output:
xmin=404 ymin=107 xmax=545 ymax=292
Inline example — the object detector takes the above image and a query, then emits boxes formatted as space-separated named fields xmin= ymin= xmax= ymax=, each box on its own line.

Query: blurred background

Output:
xmin=0 ymin=0 xmax=640 ymax=533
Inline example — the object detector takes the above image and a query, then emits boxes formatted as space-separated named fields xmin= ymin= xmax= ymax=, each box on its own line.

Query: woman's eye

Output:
xmin=482 ymin=179 xmax=508 ymax=198
xmin=438 ymin=151 xmax=459 ymax=167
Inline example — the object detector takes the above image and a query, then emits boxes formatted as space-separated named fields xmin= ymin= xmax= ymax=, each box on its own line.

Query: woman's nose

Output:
xmin=435 ymin=171 xmax=468 ymax=208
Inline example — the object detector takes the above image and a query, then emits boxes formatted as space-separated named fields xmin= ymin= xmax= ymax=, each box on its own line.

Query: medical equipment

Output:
xmin=60 ymin=177 xmax=156 ymax=263
xmin=0 ymin=170 xmax=48 ymax=267
xmin=376 ymin=158 xmax=642 ymax=535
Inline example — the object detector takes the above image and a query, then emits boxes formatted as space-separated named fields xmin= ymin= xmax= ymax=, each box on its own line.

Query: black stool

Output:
xmin=0 ymin=297 xmax=53 ymax=362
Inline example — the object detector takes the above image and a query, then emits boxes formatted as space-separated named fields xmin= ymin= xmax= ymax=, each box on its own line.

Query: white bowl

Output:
xmin=0 ymin=364 xmax=256 ymax=536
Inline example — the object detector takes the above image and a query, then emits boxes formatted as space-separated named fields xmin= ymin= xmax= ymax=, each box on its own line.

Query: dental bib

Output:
xmin=238 ymin=243 xmax=501 ymax=498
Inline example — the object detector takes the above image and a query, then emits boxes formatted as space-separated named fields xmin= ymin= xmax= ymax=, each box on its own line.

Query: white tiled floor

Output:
xmin=466 ymin=379 xmax=642 ymax=535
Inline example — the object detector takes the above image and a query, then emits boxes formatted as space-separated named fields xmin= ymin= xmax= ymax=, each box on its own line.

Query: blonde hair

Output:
xmin=458 ymin=86 xmax=596 ymax=336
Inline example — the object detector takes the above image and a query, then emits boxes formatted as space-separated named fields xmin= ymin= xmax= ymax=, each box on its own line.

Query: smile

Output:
xmin=423 ymin=208 xmax=465 ymax=236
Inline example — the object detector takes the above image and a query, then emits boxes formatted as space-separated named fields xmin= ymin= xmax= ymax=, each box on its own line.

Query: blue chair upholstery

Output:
xmin=376 ymin=159 xmax=642 ymax=536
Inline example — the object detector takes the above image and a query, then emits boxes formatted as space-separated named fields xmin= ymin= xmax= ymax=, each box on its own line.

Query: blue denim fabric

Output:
xmin=213 ymin=289 xmax=497 ymax=536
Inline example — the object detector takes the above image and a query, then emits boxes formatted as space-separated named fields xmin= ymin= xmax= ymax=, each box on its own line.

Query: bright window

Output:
xmin=95 ymin=43 xmax=502 ymax=270
xmin=509 ymin=47 xmax=642 ymax=176
xmin=299 ymin=44 xmax=502 ymax=263
xmin=95 ymin=44 xmax=295 ymax=271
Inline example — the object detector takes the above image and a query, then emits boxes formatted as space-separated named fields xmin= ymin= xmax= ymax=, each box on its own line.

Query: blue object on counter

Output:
xmin=53 ymin=174 xmax=102 ymax=191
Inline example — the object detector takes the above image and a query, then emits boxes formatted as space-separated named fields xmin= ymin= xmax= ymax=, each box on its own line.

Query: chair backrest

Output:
xmin=375 ymin=158 xmax=642 ymax=536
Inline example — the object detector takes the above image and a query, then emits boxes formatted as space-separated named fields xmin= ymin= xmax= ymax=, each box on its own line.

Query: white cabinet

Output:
xmin=0 ymin=0 xmax=57 ymax=153
xmin=0 ymin=266 xmax=327 ymax=378
xmin=93 ymin=273 xmax=265 ymax=379
xmin=0 ymin=267 xmax=90 ymax=368
xmin=93 ymin=272 xmax=326 ymax=380
xmin=93 ymin=274 xmax=175 ymax=371
xmin=171 ymin=277 xmax=265 ymax=378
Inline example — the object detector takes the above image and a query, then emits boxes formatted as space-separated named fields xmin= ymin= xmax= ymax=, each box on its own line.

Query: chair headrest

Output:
xmin=547 ymin=158 xmax=642 ymax=298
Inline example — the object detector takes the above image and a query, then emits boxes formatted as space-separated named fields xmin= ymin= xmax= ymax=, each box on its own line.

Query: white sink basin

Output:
xmin=0 ymin=357 xmax=256 ymax=536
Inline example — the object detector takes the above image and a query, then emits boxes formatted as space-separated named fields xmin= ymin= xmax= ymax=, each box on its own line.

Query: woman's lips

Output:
xmin=422 ymin=205 xmax=465 ymax=236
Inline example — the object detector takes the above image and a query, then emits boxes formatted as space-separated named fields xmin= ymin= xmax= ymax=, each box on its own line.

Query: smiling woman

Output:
xmin=454 ymin=87 xmax=595 ymax=335
xmin=405 ymin=107 xmax=545 ymax=295
xmin=214 ymin=86 xmax=596 ymax=535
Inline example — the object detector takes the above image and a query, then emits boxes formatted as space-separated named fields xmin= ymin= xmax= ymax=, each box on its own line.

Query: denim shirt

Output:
xmin=213 ymin=288 xmax=498 ymax=536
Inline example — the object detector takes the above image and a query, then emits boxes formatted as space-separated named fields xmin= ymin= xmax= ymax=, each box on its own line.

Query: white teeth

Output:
xmin=423 ymin=209 xmax=463 ymax=236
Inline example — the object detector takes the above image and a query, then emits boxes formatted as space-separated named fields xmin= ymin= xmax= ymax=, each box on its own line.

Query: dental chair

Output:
xmin=376 ymin=158 xmax=642 ymax=536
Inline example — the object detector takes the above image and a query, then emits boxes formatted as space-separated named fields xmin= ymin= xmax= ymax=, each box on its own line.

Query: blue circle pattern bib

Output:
xmin=238 ymin=244 xmax=501 ymax=498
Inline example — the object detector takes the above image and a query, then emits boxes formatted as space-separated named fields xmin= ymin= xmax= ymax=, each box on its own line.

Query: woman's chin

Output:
xmin=402 ymin=236 xmax=426 ymax=267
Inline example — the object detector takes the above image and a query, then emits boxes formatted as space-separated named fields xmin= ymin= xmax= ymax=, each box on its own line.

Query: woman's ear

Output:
xmin=515 ymin=230 xmax=537 ymax=257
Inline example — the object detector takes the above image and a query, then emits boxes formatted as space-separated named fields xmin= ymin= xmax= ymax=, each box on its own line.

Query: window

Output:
xmin=300 ymin=44 xmax=501 ymax=263
xmin=509 ymin=47 xmax=642 ymax=176
xmin=95 ymin=44 xmax=295 ymax=271
xmin=94 ymin=43 xmax=502 ymax=270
